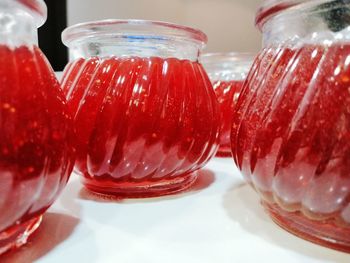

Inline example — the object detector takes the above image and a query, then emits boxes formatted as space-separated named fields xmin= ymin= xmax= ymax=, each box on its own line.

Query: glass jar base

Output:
xmin=262 ymin=201 xmax=350 ymax=253
xmin=215 ymin=151 xmax=232 ymax=157
xmin=0 ymin=216 xmax=42 ymax=255
xmin=215 ymin=146 xmax=232 ymax=157
xmin=82 ymin=172 xmax=198 ymax=199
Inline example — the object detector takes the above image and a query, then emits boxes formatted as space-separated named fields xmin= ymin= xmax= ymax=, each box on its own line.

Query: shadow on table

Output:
xmin=1 ymin=213 xmax=79 ymax=263
xmin=58 ymin=175 xmax=83 ymax=216
xmin=77 ymin=168 xmax=216 ymax=204
xmin=223 ymin=183 xmax=349 ymax=261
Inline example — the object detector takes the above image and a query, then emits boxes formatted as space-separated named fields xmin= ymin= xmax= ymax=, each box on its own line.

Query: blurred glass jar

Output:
xmin=201 ymin=53 xmax=254 ymax=157
xmin=0 ymin=0 xmax=75 ymax=255
xmin=231 ymin=0 xmax=350 ymax=252
xmin=61 ymin=20 xmax=220 ymax=198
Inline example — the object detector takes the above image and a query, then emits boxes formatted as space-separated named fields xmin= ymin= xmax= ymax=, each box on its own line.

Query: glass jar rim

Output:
xmin=255 ymin=0 xmax=337 ymax=31
xmin=62 ymin=19 xmax=208 ymax=48
xmin=200 ymin=52 xmax=256 ymax=65
xmin=15 ymin=0 xmax=47 ymax=27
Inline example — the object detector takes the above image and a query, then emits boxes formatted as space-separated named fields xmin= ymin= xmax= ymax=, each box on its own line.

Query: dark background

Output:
xmin=38 ymin=0 xmax=68 ymax=71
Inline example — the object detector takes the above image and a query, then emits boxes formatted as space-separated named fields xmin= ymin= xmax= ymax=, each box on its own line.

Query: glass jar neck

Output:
xmin=0 ymin=1 xmax=39 ymax=46
xmin=200 ymin=54 xmax=254 ymax=81
xmin=68 ymin=37 xmax=202 ymax=61
xmin=260 ymin=0 xmax=350 ymax=47
xmin=204 ymin=61 xmax=252 ymax=81
xmin=63 ymin=20 xmax=207 ymax=62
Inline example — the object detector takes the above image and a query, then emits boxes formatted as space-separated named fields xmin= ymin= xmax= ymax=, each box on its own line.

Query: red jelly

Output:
xmin=0 ymin=0 xmax=74 ymax=255
xmin=232 ymin=0 xmax=350 ymax=252
xmin=212 ymin=80 xmax=244 ymax=156
xmin=201 ymin=53 xmax=254 ymax=157
xmin=61 ymin=20 xmax=220 ymax=198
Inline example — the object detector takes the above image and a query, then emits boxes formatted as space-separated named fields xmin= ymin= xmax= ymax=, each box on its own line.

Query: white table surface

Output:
xmin=1 ymin=158 xmax=349 ymax=263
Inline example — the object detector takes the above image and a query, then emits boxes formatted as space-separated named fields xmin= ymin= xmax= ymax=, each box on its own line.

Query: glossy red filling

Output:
xmin=213 ymin=80 xmax=244 ymax=157
xmin=0 ymin=45 xmax=75 ymax=234
xmin=62 ymin=56 xmax=220 ymax=197
xmin=231 ymin=44 xmax=350 ymax=251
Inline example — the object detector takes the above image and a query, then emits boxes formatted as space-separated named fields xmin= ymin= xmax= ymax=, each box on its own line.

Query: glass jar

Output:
xmin=200 ymin=53 xmax=254 ymax=157
xmin=61 ymin=20 xmax=220 ymax=198
xmin=0 ymin=0 xmax=75 ymax=255
xmin=231 ymin=0 xmax=350 ymax=252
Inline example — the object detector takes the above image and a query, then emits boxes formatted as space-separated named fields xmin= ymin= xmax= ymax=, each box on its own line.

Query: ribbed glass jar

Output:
xmin=201 ymin=52 xmax=254 ymax=157
xmin=0 ymin=0 xmax=75 ymax=255
xmin=232 ymin=0 xmax=350 ymax=252
xmin=61 ymin=19 xmax=220 ymax=198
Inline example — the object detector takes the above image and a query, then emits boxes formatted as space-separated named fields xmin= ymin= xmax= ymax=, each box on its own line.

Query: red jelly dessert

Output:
xmin=201 ymin=53 xmax=254 ymax=157
xmin=61 ymin=20 xmax=220 ymax=198
xmin=212 ymin=80 xmax=244 ymax=156
xmin=232 ymin=0 xmax=350 ymax=252
xmin=0 ymin=0 xmax=75 ymax=255
xmin=0 ymin=45 xmax=74 ymax=254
